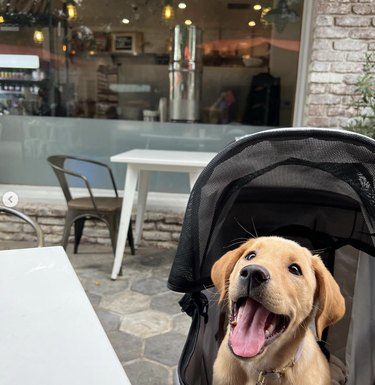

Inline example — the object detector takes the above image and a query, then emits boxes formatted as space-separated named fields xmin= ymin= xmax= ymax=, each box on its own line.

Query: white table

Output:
xmin=0 ymin=246 xmax=132 ymax=385
xmin=110 ymin=149 xmax=216 ymax=280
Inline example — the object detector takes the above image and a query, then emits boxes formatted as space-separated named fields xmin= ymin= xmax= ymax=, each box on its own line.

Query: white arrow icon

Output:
xmin=2 ymin=191 xmax=19 ymax=208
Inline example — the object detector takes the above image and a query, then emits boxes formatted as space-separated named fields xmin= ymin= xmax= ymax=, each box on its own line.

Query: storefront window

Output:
xmin=0 ymin=0 xmax=304 ymax=127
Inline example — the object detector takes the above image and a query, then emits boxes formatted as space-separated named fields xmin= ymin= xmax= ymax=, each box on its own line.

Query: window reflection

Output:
xmin=0 ymin=0 xmax=303 ymax=126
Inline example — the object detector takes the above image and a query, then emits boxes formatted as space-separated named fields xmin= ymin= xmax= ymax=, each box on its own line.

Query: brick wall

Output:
xmin=306 ymin=0 xmax=375 ymax=128
xmin=0 ymin=202 xmax=183 ymax=249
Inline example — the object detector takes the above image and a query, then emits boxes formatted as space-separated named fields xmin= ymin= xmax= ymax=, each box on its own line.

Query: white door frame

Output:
xmin=293 ymin=0 xmax=315 ymax=127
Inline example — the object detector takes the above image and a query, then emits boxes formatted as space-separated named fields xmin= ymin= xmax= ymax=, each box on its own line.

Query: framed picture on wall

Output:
xmin=111 ymin=32 xmax=143 ymax=55
xmin=93 ymin=32 xmax=109 ymax=52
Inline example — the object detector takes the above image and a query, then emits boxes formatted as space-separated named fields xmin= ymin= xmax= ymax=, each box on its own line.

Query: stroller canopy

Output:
xmin=168 ymin=128 xmax=375 ymax=293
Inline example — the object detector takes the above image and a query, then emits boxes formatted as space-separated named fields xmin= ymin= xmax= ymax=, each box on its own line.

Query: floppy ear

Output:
xmin=211 ymin=242 xmax=249 ymax=303
xmin=312 ymin=255 xmax=346 ymax=340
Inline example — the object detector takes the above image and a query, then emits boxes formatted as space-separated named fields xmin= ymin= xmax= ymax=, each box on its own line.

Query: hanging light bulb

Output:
xmin=0 ymin=15 xmax=5 ymax=24
xmin=66 ymin=1 xmax=78 ymax=22
xmin=33 ymin=29 xmax=44 ymax=44
xmin=162 ymin=0 xmax=174 ymax=22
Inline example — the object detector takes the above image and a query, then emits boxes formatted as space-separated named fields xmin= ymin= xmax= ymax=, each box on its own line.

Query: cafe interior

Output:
xmin=0 ymin=0 xmax=305 ymax=192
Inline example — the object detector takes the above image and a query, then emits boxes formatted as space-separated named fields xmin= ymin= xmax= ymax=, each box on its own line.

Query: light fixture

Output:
xmin=248 ymin=20 xmax=256 ymax=27
xmin=253 ymin=4 xmax=262 ymax=11
xmin=162 ymin=0 xmax=174 ymax=22
xmin=178 ymin=2 xmax=187 ymax=9
xmin=66 ymin=1 xmax=78 ymax=22
xmin=0 ymin=15 xmax=4 ymax=24
xmin=184 ymin=19 xmax=192 ymax=26
xmin=33 ymin=29 xmax=44 ymax=44
xmin=122 ymin=18 xmax=130 ymax=24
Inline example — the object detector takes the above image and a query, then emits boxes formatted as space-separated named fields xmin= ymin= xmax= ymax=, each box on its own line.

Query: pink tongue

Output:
xmin=230 ymin=298 xmax=271 ymax=357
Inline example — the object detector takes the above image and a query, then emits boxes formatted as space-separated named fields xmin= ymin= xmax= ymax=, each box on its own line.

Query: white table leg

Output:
xmin=111 ymin=165 xmax=138 ymax=280
xmin=134 ymin=170 xmax=151 ymax=247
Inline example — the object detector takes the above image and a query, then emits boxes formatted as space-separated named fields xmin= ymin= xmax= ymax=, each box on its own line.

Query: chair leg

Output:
xmin=74 ymin=218 xmax=86 ymax=254
xmin=127 ymin=221 xmax=135 ymax=255
xmin=62 ymin=213 xmax=74 ymax=250
xmin=107 ymin=215 xmax=118 ymax=256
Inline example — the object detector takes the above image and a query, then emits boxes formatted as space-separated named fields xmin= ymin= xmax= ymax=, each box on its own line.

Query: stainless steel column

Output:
xmin=169 ymin=25 xmax=202 ymax=122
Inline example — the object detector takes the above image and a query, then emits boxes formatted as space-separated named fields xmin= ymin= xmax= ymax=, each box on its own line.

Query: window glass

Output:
xmin=0 ymin=0 xmax=304 ymax=127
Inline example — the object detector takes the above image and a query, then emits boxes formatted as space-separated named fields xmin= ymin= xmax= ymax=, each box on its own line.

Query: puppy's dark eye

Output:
xmin=245 ymin=251 xmax=256 ymax=260
xmin=288 ymin=263 xmax=302 ymax=276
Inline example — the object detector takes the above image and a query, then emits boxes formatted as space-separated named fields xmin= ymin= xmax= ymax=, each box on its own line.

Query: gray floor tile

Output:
xmin=145 ymin=331 xmax=187 ymax=366
xmin=124 ymin=359 xmax=172 ymax=385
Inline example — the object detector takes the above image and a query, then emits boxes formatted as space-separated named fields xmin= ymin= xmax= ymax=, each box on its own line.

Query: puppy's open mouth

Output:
xmin=229 ymin=297 xmax=289 ymax=358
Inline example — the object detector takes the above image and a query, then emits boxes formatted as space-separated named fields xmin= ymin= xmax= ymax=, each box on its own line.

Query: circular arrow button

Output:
xmin=2 ymin=191 xmax=19 ymax=208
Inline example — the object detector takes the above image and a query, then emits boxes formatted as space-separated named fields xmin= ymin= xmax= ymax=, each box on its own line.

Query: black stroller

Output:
xmin=168 ymin=128 xmax=375 ymax=385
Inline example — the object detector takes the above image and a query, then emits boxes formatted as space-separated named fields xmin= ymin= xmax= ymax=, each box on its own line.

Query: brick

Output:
xmin=142 ymin=222 xmax=156 ymax=231
xmin=0 ymin=215 xmax=22 ymax=223
xmin=84 ymin=228 xmax=111 ymax=237
xmin=352 ymin=4 xmax=375 ymax=14
xmin=171 ymin=233 xmax=181 ymax=241
xmin=309 ymin=83 xmax=328 ymax=94
xmin=329 ymin=84 xmax=356 ymax=95
xmin=44 ymin=234 xmax=63 ymax=244
xmin=335 ymin=16 xmax=371 ymax=27
xmin=309 ymin=94 xmax=341 ymax=105
xmin=341 ymin=95 xmax=357 ymax=105
xmin=311 ymin=51 xmax=346 ymax=62
xmin=0 ymin=232 xmax=24 ymax=241
xmin=347 ymin=51 xmax=369 ymax=61
xmin=0 ymin=222 xmax=23 ymax=232
xmin=369 ymin=42 xmax=375 ymax=50
xmin=332 ymin=62 xmax=363 ymax=73
xmin=312 ymin=39 xmax=333 ymax=50
xmin=315 ymin=27 xmax=349 ymax=39
xmin=144 ymin=212 xmax=166 ymax=221
xmin=156 ymin=223 xmax=182 ymax=232
xmin=316 ymin=15 xmax=334 ymax=26
xmin=95 ymin=237 xmax=112 ymax=245
xmin=317 ymin=3 xmax=352 ymax=14
xmin=350 ymin=29 xmax=375 ymax=39
xmin=334 ymin=39 xmax=367 ymax=50
xmin=155 ymin=241 xmax=176 ymax=249
xmin=142 ymin=231 xmax=171 ymax=242
xmin=308 ymin=105 xmax=328 ymax=116
xmin=311 ymin=62 xmax=331 ymax=72
xmin=305 ymin=117 xmax=332 ymax=128
xmin=164 ymin=213 xmax=184 ymax=224
xmin=343 ymin=74 xmax=361 ymax=84
xmin=37 ymin=217 xmax=65 ymax=225
xmin=327 ymin=107 xmax=350 ymax=116
xmin=310 ymin=72 xmax=344 ymax=83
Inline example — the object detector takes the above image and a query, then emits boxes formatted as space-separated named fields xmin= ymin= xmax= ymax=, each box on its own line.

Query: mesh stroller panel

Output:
xmin=169 ymin=128 xmax=375 ymax=385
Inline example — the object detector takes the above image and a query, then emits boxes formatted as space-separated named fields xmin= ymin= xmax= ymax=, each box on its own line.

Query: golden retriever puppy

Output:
xmin=211 ymin=236 xmax=345 ymax=385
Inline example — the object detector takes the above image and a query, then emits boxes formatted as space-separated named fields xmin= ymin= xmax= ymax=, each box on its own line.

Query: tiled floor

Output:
xmin=1 ymin=241 xmax=190 ymax=385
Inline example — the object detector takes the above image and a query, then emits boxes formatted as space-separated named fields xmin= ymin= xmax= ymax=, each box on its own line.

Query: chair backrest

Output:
xmin=0 ymin=206 xmax=44 ymax=247
xmin=47 ymin=155 xmax=119 ymax=207
xmin=47 ymin=155 xmax=74 ymax=203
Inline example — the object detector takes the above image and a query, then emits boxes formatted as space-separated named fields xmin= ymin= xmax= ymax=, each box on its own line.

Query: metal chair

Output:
xmin=0 ymin=206 xmax=44 ymax=247
xmin=47 ymin=155 xmax=135 ymax=256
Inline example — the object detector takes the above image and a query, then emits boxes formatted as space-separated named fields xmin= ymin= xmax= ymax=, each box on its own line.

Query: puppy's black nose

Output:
xmin=240 ymin=265 xmax=270 ymax=290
